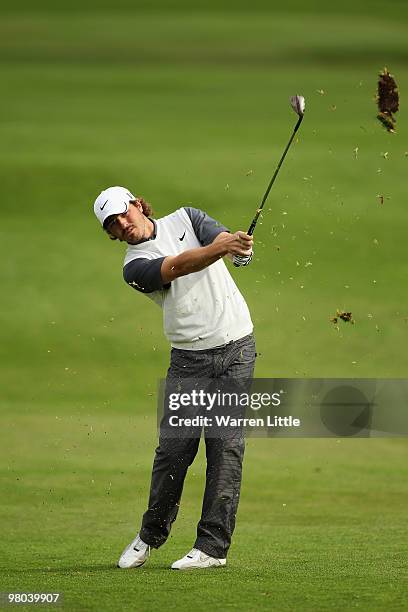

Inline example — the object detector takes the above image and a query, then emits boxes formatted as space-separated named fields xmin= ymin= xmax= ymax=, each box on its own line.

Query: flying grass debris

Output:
xmin=330 ymin=310 xmax=355 ymax=325
xmin=376 ymin=67 xmax=399 ymax=133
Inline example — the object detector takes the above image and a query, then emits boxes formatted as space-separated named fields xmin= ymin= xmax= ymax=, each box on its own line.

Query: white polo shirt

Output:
xmin=123 ymin=207 xmax=253 ymax=350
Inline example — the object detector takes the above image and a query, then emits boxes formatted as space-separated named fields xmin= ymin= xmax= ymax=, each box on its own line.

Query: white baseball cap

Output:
xmin=93 ymin=186 xmax=136 ymax=226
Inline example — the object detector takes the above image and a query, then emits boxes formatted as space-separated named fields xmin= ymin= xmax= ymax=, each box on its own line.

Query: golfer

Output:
xmin=94 ymin=186 xmax=256 ymax=570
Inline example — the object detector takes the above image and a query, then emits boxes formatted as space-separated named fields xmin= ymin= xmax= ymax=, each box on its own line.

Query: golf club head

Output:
xmin=290 ymin=95 xmax=305 ymax=117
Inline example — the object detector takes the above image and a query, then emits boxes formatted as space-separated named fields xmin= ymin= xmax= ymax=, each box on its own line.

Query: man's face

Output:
xmin=105 ymin=201 xmax=146 ymax=244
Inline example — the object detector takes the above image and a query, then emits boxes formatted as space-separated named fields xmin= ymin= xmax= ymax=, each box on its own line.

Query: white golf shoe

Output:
xmin=171 ymin=548 xmax=226 ymax=570
xmin=117 ymin=533 xmax=150 ymax=569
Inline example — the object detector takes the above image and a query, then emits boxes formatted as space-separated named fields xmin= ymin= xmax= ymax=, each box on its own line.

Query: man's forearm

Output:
xmin=161 ymin=242 xmax=227 ymax=283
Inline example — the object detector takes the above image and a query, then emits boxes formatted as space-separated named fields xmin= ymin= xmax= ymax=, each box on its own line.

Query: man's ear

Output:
xmin=130 ymin=199 xmax=143 ymax=212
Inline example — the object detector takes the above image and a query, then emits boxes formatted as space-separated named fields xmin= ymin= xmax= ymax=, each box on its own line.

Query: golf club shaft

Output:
xmin=247 ymin=114 xmax=303 ymax=236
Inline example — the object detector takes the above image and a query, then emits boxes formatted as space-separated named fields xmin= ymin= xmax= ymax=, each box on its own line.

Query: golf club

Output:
xmin=233 ymin=95 xmax=305 ymax=267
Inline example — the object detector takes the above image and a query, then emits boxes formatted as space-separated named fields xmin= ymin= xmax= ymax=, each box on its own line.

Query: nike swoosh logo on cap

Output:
xmin=179 ymin=231 xmax=186 ymax=241
xmin=100 ymin=199 xmax=109 ymax=210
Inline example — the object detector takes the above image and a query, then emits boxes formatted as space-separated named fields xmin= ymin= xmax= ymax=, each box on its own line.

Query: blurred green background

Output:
xmin=0 ymin=1 xmax=407 ymax=610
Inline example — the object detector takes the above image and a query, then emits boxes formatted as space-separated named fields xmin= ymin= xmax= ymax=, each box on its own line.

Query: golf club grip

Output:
xmin=247 ymin=219 xmax=257 ymax=236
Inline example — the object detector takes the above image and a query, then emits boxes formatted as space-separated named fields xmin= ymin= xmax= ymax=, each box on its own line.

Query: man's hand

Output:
xmin=232 ymin=252 xmax=253 ymax=267
xmin=212 ymin=231 xmax=253 ymax=258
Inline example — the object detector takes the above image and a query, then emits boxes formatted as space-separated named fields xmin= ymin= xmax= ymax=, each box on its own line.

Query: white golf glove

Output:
xmin=233 ymin=252 xmax=253 ymax=267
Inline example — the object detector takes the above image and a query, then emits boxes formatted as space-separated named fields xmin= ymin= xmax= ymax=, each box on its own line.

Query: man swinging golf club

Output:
xmin=93 ymin=188 xmax=256 ymax=570
xmin=93 ymin=95 xmax=304 ymax=570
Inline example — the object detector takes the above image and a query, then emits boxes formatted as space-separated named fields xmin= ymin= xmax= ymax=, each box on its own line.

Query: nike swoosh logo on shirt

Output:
xmin=179 ymin=231 xmax=186 ymax=241
xmin=100 ymin=199 xmax=109 ymax=210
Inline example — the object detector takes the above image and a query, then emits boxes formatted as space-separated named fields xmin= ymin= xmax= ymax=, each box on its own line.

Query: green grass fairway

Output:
xmin=1 ymin=416 xmax=407 ymax=611
xmin=1 ymin=1 xmax=407 ymax=610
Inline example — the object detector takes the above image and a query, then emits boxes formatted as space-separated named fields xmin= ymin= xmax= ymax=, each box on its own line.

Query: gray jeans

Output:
xmin=140 ymin=333 xmax=256 ymax=559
